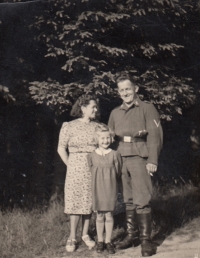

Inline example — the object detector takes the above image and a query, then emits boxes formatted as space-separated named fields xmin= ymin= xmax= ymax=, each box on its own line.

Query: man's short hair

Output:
xmin=115 ymin=72 xmax=137 ymax=86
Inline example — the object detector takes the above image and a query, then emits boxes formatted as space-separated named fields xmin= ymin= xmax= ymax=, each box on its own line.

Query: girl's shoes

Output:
xmin=66 ymin=239 xmax=77 ymax=252
xmin=106 ymin=242 xmax=115 ymax=254
xmin=82 ymin=234 xmax=95 ymax=249
xmin=96 ymin=242 xmax=104 ymax=253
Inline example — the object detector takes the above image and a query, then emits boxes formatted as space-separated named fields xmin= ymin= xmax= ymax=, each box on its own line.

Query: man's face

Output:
xmin=117 ymin=79 xmax=138 ymax=105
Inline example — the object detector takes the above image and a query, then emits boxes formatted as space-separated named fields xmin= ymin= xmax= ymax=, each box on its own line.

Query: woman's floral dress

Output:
xmin=58 ymin=119 xmax=98 ymax=214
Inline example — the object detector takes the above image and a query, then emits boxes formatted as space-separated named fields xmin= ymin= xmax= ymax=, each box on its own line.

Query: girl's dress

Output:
xmin=87 ymin=150 xmax=122 ymax=211
xmin=58 ymin=119 xmax=98 ymax=214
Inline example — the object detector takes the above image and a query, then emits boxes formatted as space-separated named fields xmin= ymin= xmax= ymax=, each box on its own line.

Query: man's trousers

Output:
xmin=120 ymin=156 xmax=153 ymax=214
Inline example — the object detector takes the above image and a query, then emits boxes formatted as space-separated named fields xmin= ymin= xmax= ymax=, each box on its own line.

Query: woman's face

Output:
xmin=81 ymin=100 xmax=98 ymax=120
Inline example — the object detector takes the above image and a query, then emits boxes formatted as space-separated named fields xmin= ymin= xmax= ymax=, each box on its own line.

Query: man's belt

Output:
xmin=115 ymin=136 xmax=146 ymax=143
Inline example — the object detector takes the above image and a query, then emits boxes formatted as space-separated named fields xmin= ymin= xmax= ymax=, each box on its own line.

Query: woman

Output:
xmin=57 ymin=94 xmax=99 ymax=252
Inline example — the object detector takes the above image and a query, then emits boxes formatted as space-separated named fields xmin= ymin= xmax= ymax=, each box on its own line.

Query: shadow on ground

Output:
xmin=111 ymin=188 xmax=200 ymax=246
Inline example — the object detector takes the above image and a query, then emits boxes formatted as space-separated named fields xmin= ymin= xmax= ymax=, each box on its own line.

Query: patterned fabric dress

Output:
xmin=58 ymin=119 xmax=98 ymax=214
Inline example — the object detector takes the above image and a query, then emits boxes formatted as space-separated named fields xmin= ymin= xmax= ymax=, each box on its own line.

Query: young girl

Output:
xmin=87 ymin=124 xmax=122 ymax=254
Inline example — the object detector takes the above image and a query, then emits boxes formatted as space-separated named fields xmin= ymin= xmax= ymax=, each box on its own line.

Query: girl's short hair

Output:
xmin=70 ymin=94 xmax=99 ymax=118
xmin=93 ymin=123 xmax=115 ymax=145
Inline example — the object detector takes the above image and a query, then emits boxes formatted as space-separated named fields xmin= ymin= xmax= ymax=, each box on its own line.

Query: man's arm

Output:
xmin=145 ymin=103 xmax=163 ymax=168
xmin=108 ymin=110 xmax=115 ymax=131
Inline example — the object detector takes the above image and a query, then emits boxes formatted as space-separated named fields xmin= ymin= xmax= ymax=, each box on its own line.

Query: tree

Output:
xmin=1 ymin=0 xmax=200 ymax=206
xmin=29 ymin=0 xmax=197 ymax=120
xmin=0 ymin=85 xmax=15 ymax=103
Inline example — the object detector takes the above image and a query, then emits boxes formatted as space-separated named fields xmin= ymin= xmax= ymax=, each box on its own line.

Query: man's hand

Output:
xmin=146 ymin=163 xmax=157 ymax=176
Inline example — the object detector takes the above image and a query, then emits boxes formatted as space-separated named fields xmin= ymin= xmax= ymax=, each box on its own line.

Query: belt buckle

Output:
xmin=123 ymin=136 xmax=132 ymax=143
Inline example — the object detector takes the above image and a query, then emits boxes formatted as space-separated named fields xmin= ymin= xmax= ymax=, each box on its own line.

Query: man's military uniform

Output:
xmin=108 ymin=96 xmax=163 ymax=256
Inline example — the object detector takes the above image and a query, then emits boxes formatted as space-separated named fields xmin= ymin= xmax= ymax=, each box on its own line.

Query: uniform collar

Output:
xmin=120 ymin=96 xmax=140 ymax=110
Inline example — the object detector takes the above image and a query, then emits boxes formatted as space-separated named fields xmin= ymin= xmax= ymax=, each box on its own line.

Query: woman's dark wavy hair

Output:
xmin=70 ymin=94 xmax=99 ymax=118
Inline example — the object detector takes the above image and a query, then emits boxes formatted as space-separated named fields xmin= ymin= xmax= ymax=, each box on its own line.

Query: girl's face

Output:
xmin=97 ymin=131 xmax=112 ymax=149
xmin=81 ymin=100 xmax=98 ymax=120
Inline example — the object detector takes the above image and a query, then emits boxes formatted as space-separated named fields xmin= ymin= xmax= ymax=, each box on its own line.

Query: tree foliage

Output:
xmin=0 ymin=85 xmax=16 ymax=103
xmin=29 ymin=0 xmax=198 ymax=119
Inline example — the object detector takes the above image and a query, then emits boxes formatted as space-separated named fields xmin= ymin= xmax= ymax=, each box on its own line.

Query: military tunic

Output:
xmin=108 ymin=97 xmax=163 ymax=212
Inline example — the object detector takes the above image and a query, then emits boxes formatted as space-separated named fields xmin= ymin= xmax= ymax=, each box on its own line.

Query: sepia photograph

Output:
xmin=0 ymin=0 xmax=200 ymax=257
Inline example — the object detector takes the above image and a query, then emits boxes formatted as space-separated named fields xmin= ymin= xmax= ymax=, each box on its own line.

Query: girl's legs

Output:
xmin=104 ymin=211 xmax=115 ymax=254
xmin=96 ymin=212 xmax=105 ymax=242
xmin=68 ymin=214 xmax=81 ymax=240
xmin=105 ymin=212 xmax=114 ymax=243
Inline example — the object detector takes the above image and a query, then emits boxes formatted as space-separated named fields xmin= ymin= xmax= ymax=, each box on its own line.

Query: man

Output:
xmin=108 ymin=73 xmax=163 ymax=257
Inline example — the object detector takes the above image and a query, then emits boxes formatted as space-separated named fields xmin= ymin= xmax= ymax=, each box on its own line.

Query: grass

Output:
xmin=0 ymin=183 xmax=200 ymax=258
xmin=0 ymin=202 xmax=70 ymax=258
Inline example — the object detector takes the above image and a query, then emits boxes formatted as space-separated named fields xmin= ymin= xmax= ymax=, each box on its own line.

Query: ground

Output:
xmin=53 ymin=216 xmax=200 ymax=258
xmin=2 ymin=185 xmax=199 ymax=258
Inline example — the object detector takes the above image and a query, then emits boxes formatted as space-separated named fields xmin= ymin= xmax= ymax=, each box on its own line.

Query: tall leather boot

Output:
xmin=137 ymin=213 xmax=157 ymax=257
xmin=115 ymin=210 xmax=140 ymax=249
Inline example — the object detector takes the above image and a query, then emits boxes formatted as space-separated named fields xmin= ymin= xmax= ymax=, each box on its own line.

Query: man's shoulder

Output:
xmin=110 ymin=104 xmax=122 ymax=114
xmin=138 ymin=99 xmax=160 ymax=119
xmin=138 ymin=98 xmax=153 ymax=106
xmin=138 ymin=99 xmax=156 ymax=110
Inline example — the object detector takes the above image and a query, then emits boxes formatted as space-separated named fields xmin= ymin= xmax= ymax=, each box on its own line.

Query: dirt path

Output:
xmin=55 ymin=235 xmax=200 ymax=258
xmin=113 ymin=234 xmax=200 ymax=258
xmin=55 ymin=217 xmax=200 ymax=258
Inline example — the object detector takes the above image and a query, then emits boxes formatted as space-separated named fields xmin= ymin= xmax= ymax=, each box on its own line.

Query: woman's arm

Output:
xmin=57 ymin=122 xmax=70 ymax=166
xmin=87 ymin=153 xmax=93 ymax=172
xmin=57 ymin=146 xmax=69 ymax=166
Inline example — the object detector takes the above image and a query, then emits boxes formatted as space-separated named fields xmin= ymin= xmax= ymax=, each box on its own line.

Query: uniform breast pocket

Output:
xmin=131 ymin=111 xmax=145 ymax=131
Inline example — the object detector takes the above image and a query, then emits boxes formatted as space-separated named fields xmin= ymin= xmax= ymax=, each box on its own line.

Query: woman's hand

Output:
xmin=57 ymin=146 xmax=68 ymax=166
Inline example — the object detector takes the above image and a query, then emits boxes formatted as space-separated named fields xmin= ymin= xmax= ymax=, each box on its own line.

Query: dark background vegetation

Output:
xmin=0 ymin=0 xmax=200 ymax=210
